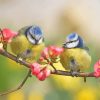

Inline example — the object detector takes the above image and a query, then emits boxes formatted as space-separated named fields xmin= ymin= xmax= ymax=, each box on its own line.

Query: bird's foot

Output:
xmin=70 ymin=70 xmax=80 ymax=77
xmin=16 ymin=55 xmax=23 ymax=63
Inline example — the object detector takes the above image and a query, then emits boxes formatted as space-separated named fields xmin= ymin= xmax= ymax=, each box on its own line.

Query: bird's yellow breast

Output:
xmin=31 ymin=43 xmax=45 ymax=59
xmin=22 ymin=43 xmax=45 ymax=63
xmin=10 ymin=35 xmax=33 ymax=55
xmin=60 ymin=48 xmax=91 ymax=70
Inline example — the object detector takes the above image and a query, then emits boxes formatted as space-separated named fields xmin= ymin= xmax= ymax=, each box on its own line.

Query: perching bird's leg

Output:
xmin=70 ymin=69 xmax=80 ymax=77
xmin=16 ymin=55 xmax=23 ymax=63
xmin=70 ymin=59 xmax=80 ymax=77
xmin=0 ymin=69 xmax=31 ymax=96
xmin=3 ymin=43 xmax=7 ymax=51
xmin=16 ymin=49 xmax=32 ymax=63
xmin=84 ymin=77 xmax=87 ymax=82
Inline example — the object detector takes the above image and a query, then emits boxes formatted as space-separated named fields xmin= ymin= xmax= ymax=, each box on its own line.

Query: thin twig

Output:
xmin=0 ymin=69 xmax=31 ymax=96
xmin=45 ymin=58 xmax=57 ymax=71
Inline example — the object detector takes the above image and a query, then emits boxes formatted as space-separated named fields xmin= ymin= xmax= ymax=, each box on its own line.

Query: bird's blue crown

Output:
xmin=25 ymin=25 xmax=43 ymax=37
xmin=30 ymin=26 xmax=43 ymax=36
xmin=25 ymin=25 xmax=44 ymax=45
xmin=64 ymin=33 xmax=84 ymax=48
xmin=67 ymin=33 xmax=77 ymax=40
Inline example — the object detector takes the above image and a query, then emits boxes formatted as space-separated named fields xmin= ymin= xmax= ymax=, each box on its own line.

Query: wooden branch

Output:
xmin=51 ymin=70 xmax=95 ymax=77
xmin=0 ymin=48 xmax=97 ymax=96
xmin=0 ymin=49 xmax=95 ymax=77
xmin=0 ymin=49 xmax=30 ymax=68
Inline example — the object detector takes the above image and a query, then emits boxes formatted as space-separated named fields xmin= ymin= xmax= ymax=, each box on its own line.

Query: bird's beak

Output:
xmin=62 ymin=43 xmax=66 ymax=48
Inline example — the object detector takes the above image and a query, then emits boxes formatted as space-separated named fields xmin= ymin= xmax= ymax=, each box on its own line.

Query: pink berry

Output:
xmin=94 ymin=59 xmax=100 ymax=77
xmin=32 ymin=67 xmax=40 ymax=76
xmin=42 ymin=67 xmax=51 ymax=77
xmin=94 ymin=72 xmax=100 ymax=78
xmin=30 ymin=63 xmax=51 ymax=81
xmin=1 ymin=28 xmax=18 ymax=43
xmin=41 ymin=48 xmax=49 ymax=59
xmin=30 ymin=62 xmax=41 ymax=75
xmin=36 ymin=72 xmax=45 ymax=81
xmin=39 ymin=56 xmax=44 ymax=62
xmin=49 ymin=46 xmax=64 ymax=57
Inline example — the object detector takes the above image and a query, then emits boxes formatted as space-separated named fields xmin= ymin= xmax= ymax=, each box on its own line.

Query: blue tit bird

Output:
xmin=10 ymin=25 xmax=45 ymax=63
xmin=60 ymin=33 xmax=91 ymax=76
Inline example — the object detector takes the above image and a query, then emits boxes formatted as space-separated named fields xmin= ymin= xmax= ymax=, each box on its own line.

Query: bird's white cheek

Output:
xmin=27 ymin=33 xmax=35 ymax=44
xmin=67 ymin=40 xmax=79 ymax=48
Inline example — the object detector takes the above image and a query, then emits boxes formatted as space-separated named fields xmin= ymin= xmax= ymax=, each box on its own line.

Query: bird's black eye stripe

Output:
xmin=67 ymin=39 xmax=78 ymax=43
xmin=29 ymin=33 xmax=35 ymax=40
xmin=29 ymin=33 xmax=42 ymax=41
xmin=29 ymin=33 xmax=44 ymax=44
xmin=30 ymin=33 xmax=39 ymax=44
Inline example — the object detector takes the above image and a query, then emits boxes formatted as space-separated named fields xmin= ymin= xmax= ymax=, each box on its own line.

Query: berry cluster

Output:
xmin=30 ymin=46 xmax=63 ymax=81
xmin=30 ymin=62 xmax=51 ymax=81
xmin=0 ymin=28 xmax=17 ymax=43
xmin=40 ymin=46 xmax=64 ymax=63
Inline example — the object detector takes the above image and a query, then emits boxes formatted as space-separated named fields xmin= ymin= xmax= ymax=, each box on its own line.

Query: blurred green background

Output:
xmin=0 ymin=0 xmax=100 ymax=100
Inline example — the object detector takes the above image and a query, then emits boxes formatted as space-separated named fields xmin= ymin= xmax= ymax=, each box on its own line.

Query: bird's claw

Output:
xmin=70 ymin=70 xmax=79 ymax=77
xmin=16 ymin=56 xmax=23 ymax=63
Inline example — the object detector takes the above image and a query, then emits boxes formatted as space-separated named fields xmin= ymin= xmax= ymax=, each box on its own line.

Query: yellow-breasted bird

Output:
xmin=60 ymin=33 xmax=91 ymax=76
xmin=10 ymin=25 xmax=45 ymax=63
